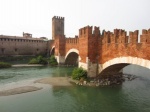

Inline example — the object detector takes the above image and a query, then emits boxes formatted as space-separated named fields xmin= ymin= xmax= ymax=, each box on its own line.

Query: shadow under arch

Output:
xmin=99 ymin=63 xmax=129 ymax=76
xmin=50 ymin=46 xmax=55 ymax=56
xmin=65 ymin=49 xmax=80 ymax=66
xmin=98 ymin=56 xmax=150 ymax=76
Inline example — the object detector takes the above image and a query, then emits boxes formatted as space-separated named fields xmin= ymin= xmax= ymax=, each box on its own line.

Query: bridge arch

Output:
xmin=50 ymin=46 xmax=55 ymax=56
xmin=99 ymin=56 xmax=150 ymax=75
xmin=65 ymin=49 xmax=80 ymax=66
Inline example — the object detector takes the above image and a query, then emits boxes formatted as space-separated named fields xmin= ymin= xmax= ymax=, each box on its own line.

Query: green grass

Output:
xmin=0 ymin=62 xmax=12 ymax=68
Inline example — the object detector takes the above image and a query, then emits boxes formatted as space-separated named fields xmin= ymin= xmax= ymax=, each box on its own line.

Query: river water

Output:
xmin=0 ymin=65 xmax=150 ymax=112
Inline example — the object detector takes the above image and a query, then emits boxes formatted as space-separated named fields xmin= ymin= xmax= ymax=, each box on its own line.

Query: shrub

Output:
xmin=28 ymin=58 xmax=39 ymax=64
xmin=37 ymin=56 xmax=47 ymax=65
xmin=72 ymin=67 xmax=87 ymax=80
xmin=0 ymin=62 xmax=12 ymax=68
xmin=28 ymin=56 xmax=48 ymax=65
xmin=49 ymin=55 xmax=58 ymax=66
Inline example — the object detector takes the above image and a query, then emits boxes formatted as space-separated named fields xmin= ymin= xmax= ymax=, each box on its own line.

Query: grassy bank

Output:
xmin=0 ymin=56 xmax=37 ymax=64
xmin=0 ymin=62 xmax=11 ymax=68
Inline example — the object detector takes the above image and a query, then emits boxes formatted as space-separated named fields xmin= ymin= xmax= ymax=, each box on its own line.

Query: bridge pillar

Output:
xmin=55 ymin=55 xmax=65 ymax=65
xmin=79 ymin=57 xmax=98 ymax=77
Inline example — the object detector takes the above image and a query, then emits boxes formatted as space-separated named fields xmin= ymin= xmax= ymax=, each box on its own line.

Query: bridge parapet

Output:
xmin=51 ymin=24 xmax=150 ymax=77
xmin=79 ymin=26 xmax=100 ymax=37
xmin=140 ymin=29 xmax=150 ymax=43
xmin=66 ymin=36 xmax=79 ymax=44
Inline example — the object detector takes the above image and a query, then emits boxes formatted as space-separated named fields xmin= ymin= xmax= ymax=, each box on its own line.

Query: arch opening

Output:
xmin=50 ymin=47 xmax=55 ymax=56
xmin=99 ymin=63 xmax=130 ymax=77
xmin=65 ymin=52 xmax=79 ymax=66
xmin=98 ymin=56 xmax=150 ymax=79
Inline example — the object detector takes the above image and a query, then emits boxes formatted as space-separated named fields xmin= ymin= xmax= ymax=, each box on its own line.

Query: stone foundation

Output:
xmin=55 ymin=56 xmax=65 ymax=64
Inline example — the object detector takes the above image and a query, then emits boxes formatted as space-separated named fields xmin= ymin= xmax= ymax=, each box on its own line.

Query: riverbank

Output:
xmin=12 ymin=64 xmax=44 ymax=67
xmin=0 ymin=86 xmax=42 ymax=96
xmin=0 ymin=77 xmax=74 ymax=96
xmin=35 ymin=77 xmax=74 ymax=86
xmin=0 ymin=74 xmax=138 ymax=96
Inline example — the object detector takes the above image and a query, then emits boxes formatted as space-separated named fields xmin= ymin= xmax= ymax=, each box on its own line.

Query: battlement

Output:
xmin=140 ymin=29 xmax=150 ymax=43
xmin=52 ymin=16 xmax=64 ymax=20
xmin=66 ymin=36 xmax=79 ymax=44
xmin=79 ymin=26 xmax=100 ymax=37
xmin=113 ymin=29 xmax=126 ymax=36
xmin=142 ymin=29 xmax=150 ymax=35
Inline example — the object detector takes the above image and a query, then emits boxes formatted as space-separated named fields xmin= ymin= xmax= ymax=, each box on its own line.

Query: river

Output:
xmin=0 ymin=65 xmax=150 ymax=112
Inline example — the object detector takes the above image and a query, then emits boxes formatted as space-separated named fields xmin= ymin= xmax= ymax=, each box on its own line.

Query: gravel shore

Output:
xmin=0 ymin=77 xmax=74 ymax=96
xmin=34 ymin=77 xmax=73 ymax=86
xmin=0 ymin=86 xmax=42 ymax=96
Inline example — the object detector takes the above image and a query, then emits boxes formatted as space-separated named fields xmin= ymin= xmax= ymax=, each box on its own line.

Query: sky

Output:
xmin=0 ymin=0 xmax=149 ymax=39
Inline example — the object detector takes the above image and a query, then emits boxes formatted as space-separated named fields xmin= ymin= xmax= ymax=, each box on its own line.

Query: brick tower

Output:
xmin=52 ymin=16 xmax=64 ymax=40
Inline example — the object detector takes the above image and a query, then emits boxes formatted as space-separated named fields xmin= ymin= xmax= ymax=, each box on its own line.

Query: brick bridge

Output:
xmin=50 ymin=16 xmax=150 ymax=77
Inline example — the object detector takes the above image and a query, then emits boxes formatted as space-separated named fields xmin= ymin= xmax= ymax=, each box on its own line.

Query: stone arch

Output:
xmin=99 ymin=56 xmax=150 ymax=75
xmin=65 ymin=49 xmax=80 ymax=66
xmin=50 ymin=46 xmax=55 ymax=56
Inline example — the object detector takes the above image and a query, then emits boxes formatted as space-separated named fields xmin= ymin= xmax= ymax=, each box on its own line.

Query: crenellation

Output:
xmin=79 ymin=26 xmax=92 ymax=37
xmin=114 ymin=29 xmax=119 ymax=37
xmin=93 ymin=26 xmax=100 ymax=36
xmin=65 ymin=37 xmax=79 ymax=44
xmin=110 ymin=33 xmax=115 ymax=43
xmin=148 ymin=29 xmax=150 ymax=34
xmin=129 ymin=30 xmax=139 ymax=43
xmin=52 ymin=16 xmax=64 ymax=40
xmin=142 ymin=29 xmax=147 ymax=35
xmin=140 ymin=29 xmax=150 ymax=43
xmin=133 ymin=30 xmax=139 ymax=43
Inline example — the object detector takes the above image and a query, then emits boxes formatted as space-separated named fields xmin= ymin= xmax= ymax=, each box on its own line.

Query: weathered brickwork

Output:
xmin=100 ymin=28 xmax=150 ymax=64
xmin=50 ymin=16 xmax=150 ymax=76
xmin=52 ymin=16 xmax=64 ymax=40
xmin=50 ymin=16 xmax=150 ymax=65
xmin=0 ymin=33 xmax=48 ymax=56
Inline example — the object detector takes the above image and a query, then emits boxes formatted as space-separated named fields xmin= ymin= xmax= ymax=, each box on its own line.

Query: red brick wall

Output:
xmin=54 ymin=35 xmax=66 ymax=56
xmin=99 ymin=29 xmax=150 ymax=64
xmin=65 ymin=37 xmax=79 ymax=53
xmin=52 ymin=26 xmax=150 ymax=65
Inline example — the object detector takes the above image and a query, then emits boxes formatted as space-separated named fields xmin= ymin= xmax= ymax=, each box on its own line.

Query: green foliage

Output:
xmin=28 ymin=56 xmax=48 ymax=65
xmin=0 ymin=62 xmax=12 ymax=68
xmin=72 ymin=67 xmax=87 ymax=80
xmin=36 ymin=56 xmax=47 ymax=65
xmin=28 ymin=58 xmax=39 ymax=64
xmin=49 ymin=55 xmax=58 ymax=66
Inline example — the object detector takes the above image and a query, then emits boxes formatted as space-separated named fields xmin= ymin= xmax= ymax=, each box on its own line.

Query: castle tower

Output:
xmin=52 ymin=16 xmax=64 ymax=40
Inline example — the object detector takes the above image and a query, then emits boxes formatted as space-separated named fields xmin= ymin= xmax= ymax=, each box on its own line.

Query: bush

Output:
xmin=28 ymin=58 xmax=39 ymax=64
xmin=28 ymin=56 xmax=48 ymax=65
xmin=0 ymin=62 xmax=12 ymax=68
xmin=49 ymin=55 xmax=58 ymax=66
xmin=37 ymin=56 xmax=47 ymax=65
xmin=72 ymin=67 xmax=87 ymax=80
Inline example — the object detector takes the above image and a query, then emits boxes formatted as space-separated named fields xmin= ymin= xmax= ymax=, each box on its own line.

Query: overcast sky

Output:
xmin=0 ymin=0 xmax=149 ymax=39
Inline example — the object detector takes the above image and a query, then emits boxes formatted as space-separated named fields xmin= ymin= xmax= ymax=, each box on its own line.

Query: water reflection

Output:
xmin=0 ymin=65 xmax=150 ymax=112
